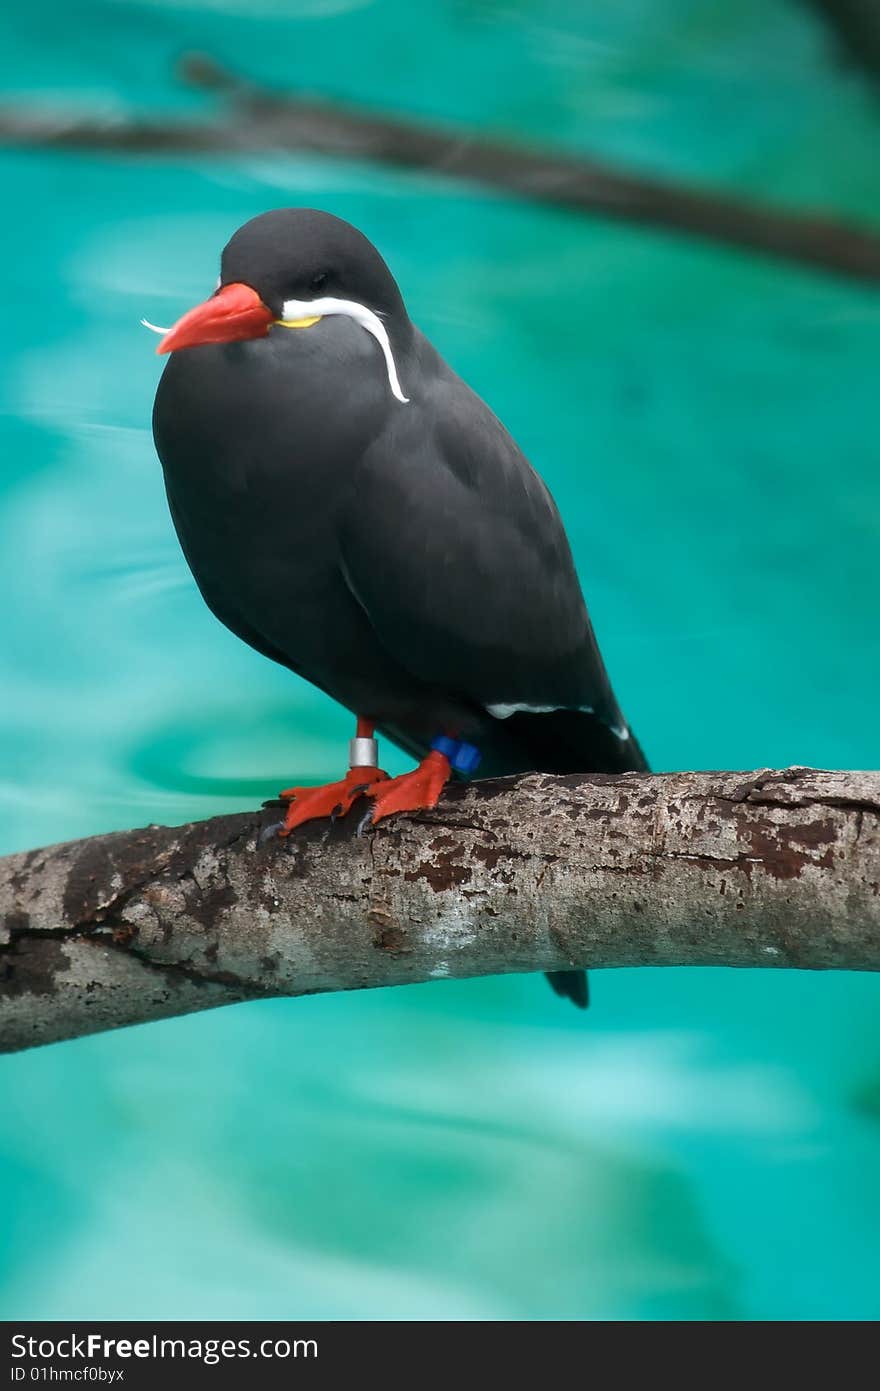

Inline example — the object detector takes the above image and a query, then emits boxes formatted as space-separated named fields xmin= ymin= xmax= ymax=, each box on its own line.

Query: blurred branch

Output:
xmin=805 ymin=0 xmax=880 ymax=84
xmin=0 ymin=53 xmax=878 ymax=285
xmin=2 ymin=767 xmax=879 ymax=1054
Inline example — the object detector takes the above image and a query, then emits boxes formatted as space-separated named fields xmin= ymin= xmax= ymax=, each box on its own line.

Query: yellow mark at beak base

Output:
xmin=275 ymin=315 xmax=323 ymax=330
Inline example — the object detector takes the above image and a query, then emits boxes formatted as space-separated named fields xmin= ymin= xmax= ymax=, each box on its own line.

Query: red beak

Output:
xmin=157 ymin=282 xmax=275 ymax=355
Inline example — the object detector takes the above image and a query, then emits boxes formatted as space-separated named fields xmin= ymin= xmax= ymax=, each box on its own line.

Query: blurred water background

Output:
xmin=1 ymin=0 xmax=879 ymax=1320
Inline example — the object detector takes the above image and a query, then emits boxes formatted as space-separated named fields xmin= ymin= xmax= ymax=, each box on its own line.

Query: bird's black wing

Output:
xmin=338 ymin=367 xmax=626 ymax=739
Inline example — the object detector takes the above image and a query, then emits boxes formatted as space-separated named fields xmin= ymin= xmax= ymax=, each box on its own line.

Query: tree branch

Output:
xmin=0 ymin=53 xmax=879 ymax=285
xmin=1 ymin=768 xmax=878 ymax=1053
xmin=804 ymin=0 xmax=880 ymax=85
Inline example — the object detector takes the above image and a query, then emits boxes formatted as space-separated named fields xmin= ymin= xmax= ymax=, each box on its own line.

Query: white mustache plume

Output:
xmin=141 ymin=297 xmax=409 ymax=406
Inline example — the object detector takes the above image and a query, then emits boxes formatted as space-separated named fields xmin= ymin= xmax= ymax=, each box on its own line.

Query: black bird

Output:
xmin=150 ymin=208 xmax=648 ymax=1009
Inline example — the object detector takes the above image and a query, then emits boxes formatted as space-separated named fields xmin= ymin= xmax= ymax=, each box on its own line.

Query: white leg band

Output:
xmin=349 ymin=736 xmax=379 ymax=768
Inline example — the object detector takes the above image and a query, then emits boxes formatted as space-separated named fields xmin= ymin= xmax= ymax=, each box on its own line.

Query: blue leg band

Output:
xmin=430 ymin=734 xmax=482 ymax=775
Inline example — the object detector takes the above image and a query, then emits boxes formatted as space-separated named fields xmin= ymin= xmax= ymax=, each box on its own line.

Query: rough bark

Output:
xmin=1 ymin=768 xmax=878 ymax=1054
xmin=0 ymin=54 xmax=879 ymax=285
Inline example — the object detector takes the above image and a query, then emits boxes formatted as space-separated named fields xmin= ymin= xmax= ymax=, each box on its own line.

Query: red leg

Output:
xmin=278 ymin=718 xmax=387 ymax=835
xmin=278 ymin=727 xmax=459 ymax=835
xmin=367 ymin=749 xmax=452 ymax=825
xmin=278 ymin=766 xmax=387 ymax=834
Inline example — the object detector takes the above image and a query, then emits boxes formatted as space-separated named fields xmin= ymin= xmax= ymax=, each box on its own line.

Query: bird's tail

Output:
xmin=465 ymin=705 xmax=649 ymax=780
xmin=546 ymin=965 xmax=590 ymax=1009
xmin=467 ymin=707 xmax=649 ymax=1011
xmin=381 ymin=705 xmax=648 ymax=1010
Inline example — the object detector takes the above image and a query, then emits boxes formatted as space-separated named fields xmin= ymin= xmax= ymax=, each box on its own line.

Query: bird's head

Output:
xmin=147 ymin=208 xmax=411 ymax=402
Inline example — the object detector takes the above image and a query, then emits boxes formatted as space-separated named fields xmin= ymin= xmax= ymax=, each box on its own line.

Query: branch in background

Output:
xmin=1 ymin=767 xmax=878 ymax=1055
xmin=0 ymin=53 xmax=879 ymax=286
xmin=805 ymin=0 xmax=880 ymax=85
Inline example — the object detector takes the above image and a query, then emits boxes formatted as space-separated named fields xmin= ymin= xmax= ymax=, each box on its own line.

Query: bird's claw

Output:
xmin=359 ymin=750 xmax=452 ymax=826
xmin=276 ymin=767 xmax=386 ymax=835
xmin=275 ymin=753 xmax=451 ymax=835
xmin=258 ymin=818 xmax=286 ymax=846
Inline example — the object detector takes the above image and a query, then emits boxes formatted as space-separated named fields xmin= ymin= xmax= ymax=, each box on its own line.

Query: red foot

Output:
xmin=368 ymin=751 xmax=451 ymax=825
xmin=278 ymin=766 xmax=387 ymax=834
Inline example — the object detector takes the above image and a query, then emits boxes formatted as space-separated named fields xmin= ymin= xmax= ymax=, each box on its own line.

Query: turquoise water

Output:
xmin=2 ymin=0 xmax=880 ymax=1320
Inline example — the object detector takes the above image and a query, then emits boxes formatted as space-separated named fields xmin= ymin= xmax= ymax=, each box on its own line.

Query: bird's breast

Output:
xmin=152 ymin=318 xmax=396 ymax=625
xmin=155 ymin=318 xmax=389 ymax=480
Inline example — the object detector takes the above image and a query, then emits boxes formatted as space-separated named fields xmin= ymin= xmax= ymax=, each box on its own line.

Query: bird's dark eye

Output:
xmin=310 ymin=272 xmax=329 ymax=292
